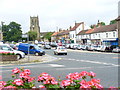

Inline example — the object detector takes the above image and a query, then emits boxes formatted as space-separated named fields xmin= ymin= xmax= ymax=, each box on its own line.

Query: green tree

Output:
xmin=90 ymin=22 xmax=106 ymax=29
xmin=110 ymin=20 xmax=117 ymax=25
xmin=2 ymin=22 xmax=22 ymax=42
xmin=43 ymin=32 xmax=53 ymax=42
xmin=28 ymin=31 xmax=37 ymax=41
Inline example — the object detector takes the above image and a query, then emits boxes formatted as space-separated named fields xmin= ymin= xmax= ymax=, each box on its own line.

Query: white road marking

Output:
xmin=66 ymin=58 xmax=119 ymax=67
xmin=48 ymin=64 xmax=65 ymax=67
xmin=56 ymin=66 xmax=117 ymax=70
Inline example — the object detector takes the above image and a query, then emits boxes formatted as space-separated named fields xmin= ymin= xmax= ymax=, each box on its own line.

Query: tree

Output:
xmin=28 ymin=31 xmax=37 ymax=41
xmin=43 ymin=32 xmax=53 ymax=42
xmin=110 ymin=20 xmax=117 ymax=25
xmin=2 ymin=22 xmax=22 ymax=42
xmin=90 ymin=21 xmax=106 ymax=29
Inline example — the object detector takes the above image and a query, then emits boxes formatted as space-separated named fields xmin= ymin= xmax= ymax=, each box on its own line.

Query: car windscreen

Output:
xmin=34 ymin=45 xmax=43 ymax=50
xmin=58 ymin=47 xmax=65 ymax=49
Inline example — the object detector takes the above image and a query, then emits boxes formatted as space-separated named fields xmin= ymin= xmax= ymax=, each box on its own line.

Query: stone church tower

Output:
xmin=30 ymin=16 xmax=40 ymax=41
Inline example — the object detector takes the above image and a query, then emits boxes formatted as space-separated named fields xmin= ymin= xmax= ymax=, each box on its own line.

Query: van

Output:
xmin=18 ymin=43 xmax=45 ymax=56
xmin=0 ymin=44 xmax=25 ymax=59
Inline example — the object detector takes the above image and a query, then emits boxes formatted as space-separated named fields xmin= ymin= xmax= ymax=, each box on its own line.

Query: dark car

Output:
xmin=50 ymin=42 xmax=58 ymax=47
xmin=44 ymin=44 xmax=51 ymax=49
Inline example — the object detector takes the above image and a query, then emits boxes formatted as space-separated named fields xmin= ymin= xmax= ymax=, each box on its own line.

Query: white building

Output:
xmin=76 ymin=23 xmax=118 ymax=45
xmin=69 ymin=22 xmax=89 ymax=43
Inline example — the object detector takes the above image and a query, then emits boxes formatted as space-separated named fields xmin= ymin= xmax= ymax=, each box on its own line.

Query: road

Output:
xmin=1 ymin=48 xmax=119 ymax=88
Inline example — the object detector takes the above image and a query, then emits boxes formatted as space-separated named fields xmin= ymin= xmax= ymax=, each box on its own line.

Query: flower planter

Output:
xmin=0 ymin=55 xmax=17 ymax=61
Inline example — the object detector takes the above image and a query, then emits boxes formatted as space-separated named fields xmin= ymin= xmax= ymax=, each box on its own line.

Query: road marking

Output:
xmin=65 ymin=58 xmax=119 ymax=67
xmin=56 ymin=66 xmax=117 ymax=70
xmin=48 ymin=64 xmax=65 ymax=67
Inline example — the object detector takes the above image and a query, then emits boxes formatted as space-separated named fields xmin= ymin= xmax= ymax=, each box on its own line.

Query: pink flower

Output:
xmin=66 ymin=72 xmax=80 ymax=80
xmin=80 ymin=85 xmax=91 ymax=90
xmin=4 ymin=85 xmax=16 ymax=88
xmin=12 ymin=68 xmax=20 ymax=74
xmin=91 ymin=79 xmax=100 ymax=84
xmin=39 ymin=85 xmax=45 ymax=88
xmin=43 ymin=80 xmax=50 ymax=84
xmin=61 ymin=80 xmax=72 ymax=87
xmin=94 ymin=83 xmax=103 ymax=88
xmin=87 ymin=71 xmax=96 ymax=77
xmin=23 ymin=69 xmax=31 ymax=75
xmin=80 ymin=71 xmax=88 ymax=77
xmin=0 ymin=81 xmax=6 ymax=88
xmin=19 ymin=72 xmax=29 ymax=79
xmin=13 ymin=79 xmax=23 ymax=86
xmin=28 ymin=77 xmax=35 ymax=82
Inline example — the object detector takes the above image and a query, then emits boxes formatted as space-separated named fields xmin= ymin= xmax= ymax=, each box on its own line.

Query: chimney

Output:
xmin=69 ymin=26 xmax=72 ymax=30
xmin=97 ymin=20 xmax=102 ymax=27
xmin=81 ymin=22 xmax=84 ymax=30
xmin=93 ymin=24 xmax=96 ymax=29
xmin=59 ymin=28 xmax=62 ymax=32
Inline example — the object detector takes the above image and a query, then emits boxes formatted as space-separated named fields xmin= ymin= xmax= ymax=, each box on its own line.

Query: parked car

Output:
xmin=81 ymin=45 xmax=88 ymax=50
xmin=44 ymin=44 xmax=51 ymax=49
xmin=54 ymin=46 xmax=67 ymax=55
xmin=72 ymin=44 xmax=79 ymax=50
xmin=112 ymin=47 xmax=120 ymax=53
xmin=65 ymin=44 xmax=71 ymax=49
xmin=50 ymin=42 xmax=58 ymax=47
xmin=18 ymin=43 xmax=45 ymax=56
xmin=76 ymin=45 xmax=82 ymax=50
xmin=0 ymin=44 xmax=25 ymax=59
xmin=9 ymin=44 xmax=18 ymax=50
xmin=87 ymin=45 xmax=95 ymax=51
xmin=100 ymin=45 xmax=112 ymax=52
xmin=69 ymin=44 xmax=78 ymax=49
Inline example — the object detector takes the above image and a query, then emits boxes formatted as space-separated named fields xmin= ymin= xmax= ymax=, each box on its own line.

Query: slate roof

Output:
xmin=77 ymin=30 xmax=88 ymax=35
xmin=92 ymin=23 xmax=117 ymax=33
xmin=70 ymin=22 xmax=83 ymax=31
xmin=85 ymin=29 xmax=94 ymax=34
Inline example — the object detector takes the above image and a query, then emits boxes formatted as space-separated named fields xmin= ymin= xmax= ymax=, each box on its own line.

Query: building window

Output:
xmin=106 ymin=33 xmax=108 ymax=38
xmin=113 ymin=32 xmax=115 ymax=37
xmin=99 ymin=34 xmax=100 ymax=38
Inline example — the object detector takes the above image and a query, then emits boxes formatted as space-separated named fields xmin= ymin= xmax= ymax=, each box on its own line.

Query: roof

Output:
xmin=57 ymin=30 xmax=70 ymax=36
xmin=85 ymin=29 xmax=94 ymax=34
xmin=92 ymin=23 xmax=117 ymax=33
xmin=116 ymin=16 xmax=120 ymax=21
xmin=77 ymin=30 xmax=88 ymax=35
xmin=51 ymin=32 xmax=58 ymax=36
xmin=70 ymin=22 xmax=83 ymax=31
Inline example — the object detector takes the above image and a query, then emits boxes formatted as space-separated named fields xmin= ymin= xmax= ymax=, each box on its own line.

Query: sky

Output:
xmin=0 ymin=0 xmax=119 ymax=33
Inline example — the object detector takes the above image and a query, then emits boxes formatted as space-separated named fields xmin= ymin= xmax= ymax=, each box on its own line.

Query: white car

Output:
xmin=0 ymin=44 xmax=25 ymax=60
xmin=54 ymin=46 xmax=67 ymax=55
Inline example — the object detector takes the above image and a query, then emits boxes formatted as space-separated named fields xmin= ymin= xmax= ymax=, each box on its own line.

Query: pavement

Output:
xmin=0 ymin=54 xmax=58 ymax=66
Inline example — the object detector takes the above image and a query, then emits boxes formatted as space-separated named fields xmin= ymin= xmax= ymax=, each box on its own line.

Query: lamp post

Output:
xmin=75 ymin=21 xmax=77 ymax=44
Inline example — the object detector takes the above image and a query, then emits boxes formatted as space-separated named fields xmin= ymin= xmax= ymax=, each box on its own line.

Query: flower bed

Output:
xmin=0 ymin=51 xmax=17 ymax=61
xmin=0 ymin=68 xmax=118 ymax=89
xmin=0 ymin=55 xmax=17 ymax=61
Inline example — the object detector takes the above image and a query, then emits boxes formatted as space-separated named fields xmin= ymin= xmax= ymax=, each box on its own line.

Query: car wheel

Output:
xmin=35 ymin=52 xmax=39 ymax=56
xmin=16 ymin=54 xmax=21 ymax=60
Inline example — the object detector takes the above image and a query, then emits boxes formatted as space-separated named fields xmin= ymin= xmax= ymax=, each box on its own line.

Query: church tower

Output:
xmin=30 ymin=16 xmax=40 ymax=41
